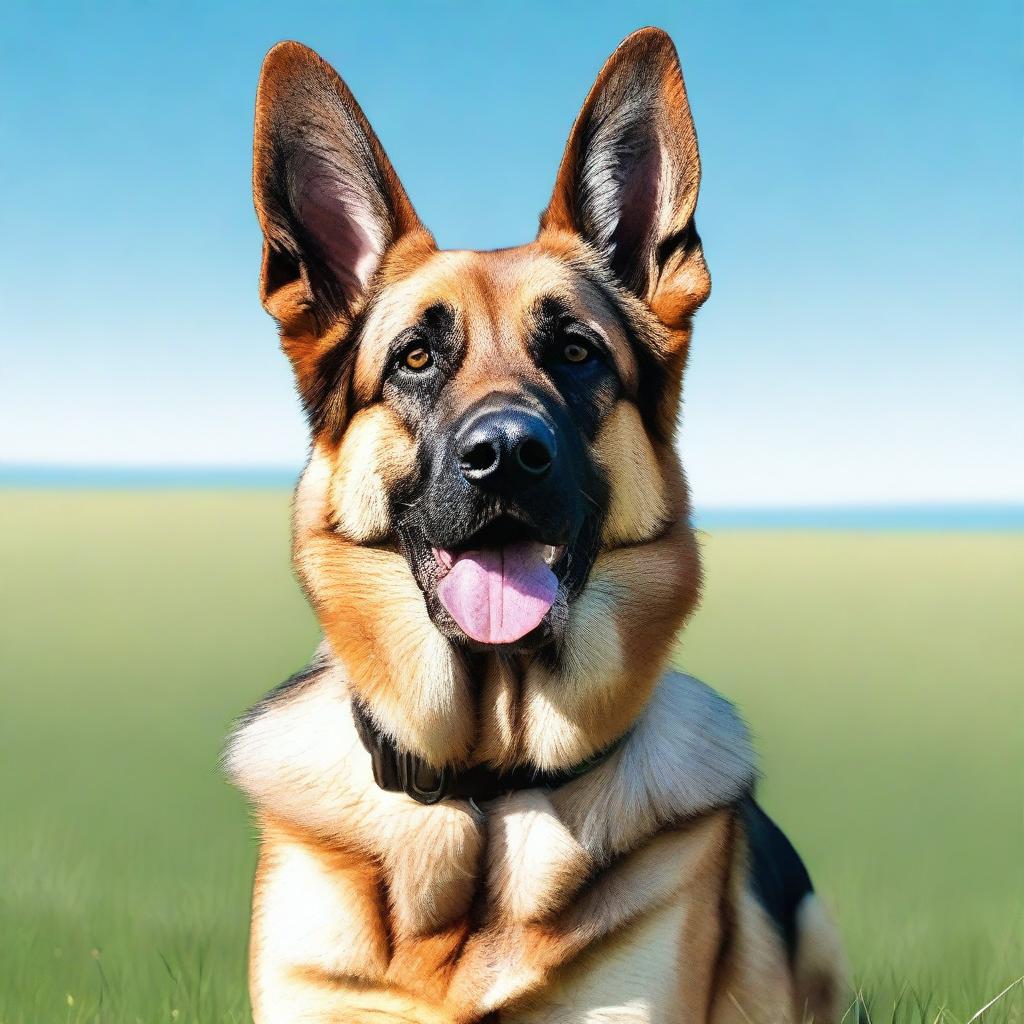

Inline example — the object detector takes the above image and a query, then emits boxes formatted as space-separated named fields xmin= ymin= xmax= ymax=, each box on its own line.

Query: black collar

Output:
xmin=351 ymin=700 xmax=627 ymax=805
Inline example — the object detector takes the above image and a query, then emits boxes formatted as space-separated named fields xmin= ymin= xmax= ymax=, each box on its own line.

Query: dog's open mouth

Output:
xmin=430 ymin=518 xmax=567 ymax=644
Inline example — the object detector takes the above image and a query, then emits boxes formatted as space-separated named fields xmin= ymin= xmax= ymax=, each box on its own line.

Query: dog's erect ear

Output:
xmin=541 ymin=28 xmax=710 ymax=329
xmin=253 ymin=42 xmax=430 ymax=329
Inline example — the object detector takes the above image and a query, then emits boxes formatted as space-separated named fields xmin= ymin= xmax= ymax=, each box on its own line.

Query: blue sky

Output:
xmin=2 ymin=1 xmax=1021 ymax=504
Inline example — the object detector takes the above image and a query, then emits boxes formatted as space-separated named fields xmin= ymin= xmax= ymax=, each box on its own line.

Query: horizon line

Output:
xmin=2 ymin=465 xmax=1022 ymax=530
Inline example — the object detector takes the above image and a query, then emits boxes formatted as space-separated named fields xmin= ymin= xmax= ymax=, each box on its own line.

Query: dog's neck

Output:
xmin=292 ymin=453 xmax=702 ymax=773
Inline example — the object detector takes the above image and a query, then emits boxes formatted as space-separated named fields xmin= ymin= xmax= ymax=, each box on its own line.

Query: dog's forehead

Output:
xmin=352 ymin=245 xmax=638 ymax=399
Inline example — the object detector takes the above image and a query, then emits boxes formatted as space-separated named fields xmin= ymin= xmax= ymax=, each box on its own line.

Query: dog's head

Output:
xmin=253 ymin=29 xmax=710 ymax=764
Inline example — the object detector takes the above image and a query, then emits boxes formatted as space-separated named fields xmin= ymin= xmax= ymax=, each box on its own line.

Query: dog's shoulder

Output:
xmin=549 ymin=669 xmax=757 ymax=864
xmin=637 ymin=669 xmax=757 ymax=812
xmin=222 ymin=641 xmax=362 ymax=824
xmin=711 ymin=797 xmax=848 ymax=1022
xmin=739 ymin=796 xmax=813 ymax=955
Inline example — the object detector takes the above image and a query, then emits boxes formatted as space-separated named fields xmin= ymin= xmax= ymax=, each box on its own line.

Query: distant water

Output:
xmin=0 ymin=464 xmax=298 ymax=489
xmin=1 ymin=465 xmax=1021 ymax=530
xmin=693 ymin=504 xmax=1024 ymax=531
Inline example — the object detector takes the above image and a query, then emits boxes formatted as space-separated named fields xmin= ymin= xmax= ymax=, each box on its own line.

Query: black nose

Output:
xmin=456 ymin=406 xmax=556 ymax=488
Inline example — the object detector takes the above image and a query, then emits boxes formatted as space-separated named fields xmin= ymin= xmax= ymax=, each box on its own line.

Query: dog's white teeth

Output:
xmin=543 ymin=545 xmax=563 ymax=566
xmin=433 ymin=547 xmax=454 ymax=575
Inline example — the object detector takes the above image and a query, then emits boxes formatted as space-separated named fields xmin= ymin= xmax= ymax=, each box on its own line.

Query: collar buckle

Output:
xmin=397 ymin=749 xmax=450 ymax=805
xmin=359 ymin=705 xmax=451 ymax=805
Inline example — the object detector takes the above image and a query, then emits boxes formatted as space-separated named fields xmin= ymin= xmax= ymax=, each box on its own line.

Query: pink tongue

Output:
xmin=436 ymin=541 xmax=558 ymax=644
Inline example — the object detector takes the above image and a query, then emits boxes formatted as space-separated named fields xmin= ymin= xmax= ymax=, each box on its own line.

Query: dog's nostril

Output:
xmin=515 ymin=438 xmax=552 ymax=476
xmin=461 ymin=440 xmax=500 ymax=477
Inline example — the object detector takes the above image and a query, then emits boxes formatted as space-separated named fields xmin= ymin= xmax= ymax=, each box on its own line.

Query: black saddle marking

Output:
xmin=740 ymin=796 xmax=814 ymax=960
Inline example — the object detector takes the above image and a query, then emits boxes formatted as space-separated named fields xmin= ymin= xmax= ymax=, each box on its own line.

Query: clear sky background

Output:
xmin=2 ymin=1 xmax=1021 ymax=505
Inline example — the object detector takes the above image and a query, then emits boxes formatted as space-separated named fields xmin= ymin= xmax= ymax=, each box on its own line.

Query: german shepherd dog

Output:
xmin=227 ymin=28 xmax=848 ymax=1023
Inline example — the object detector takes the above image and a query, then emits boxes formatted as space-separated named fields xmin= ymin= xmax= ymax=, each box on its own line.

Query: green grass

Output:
xmin=1 ymin=491 xmax=1021 ymax=1023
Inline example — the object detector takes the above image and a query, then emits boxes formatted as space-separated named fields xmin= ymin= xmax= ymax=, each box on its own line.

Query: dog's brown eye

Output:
xmin=404 ymin=346 xmax=432 ymax=371
xmin=562 ymin=341 xmax=591 ymax=364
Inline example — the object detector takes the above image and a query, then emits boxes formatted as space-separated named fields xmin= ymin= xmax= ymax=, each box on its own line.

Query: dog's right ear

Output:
xmin=253 ymin=42 xmax=431 ymax=341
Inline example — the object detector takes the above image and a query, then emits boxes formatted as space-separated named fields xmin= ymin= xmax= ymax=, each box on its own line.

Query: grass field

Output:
xmin=1 ymin=490 xmax=1021 ymax=1023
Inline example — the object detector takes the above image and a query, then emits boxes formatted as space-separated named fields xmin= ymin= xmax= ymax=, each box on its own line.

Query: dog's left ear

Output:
xmin=540 ymin=28 xmax=710 ymax=331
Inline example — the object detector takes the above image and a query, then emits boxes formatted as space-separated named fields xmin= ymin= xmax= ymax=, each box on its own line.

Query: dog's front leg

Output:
xmin=248 ymin=827 xmax=458 ymax=1024
xmin=250 ymin=972 xmax=456 ymax=1024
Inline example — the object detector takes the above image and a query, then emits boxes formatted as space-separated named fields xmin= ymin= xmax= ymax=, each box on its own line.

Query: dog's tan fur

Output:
xmin=228 ymin=27 xmax=848 ymax=1022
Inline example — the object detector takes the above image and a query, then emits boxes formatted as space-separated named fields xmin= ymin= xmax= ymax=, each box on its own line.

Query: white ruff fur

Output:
xmin=226 ymin=652 xmax=757 ymax=999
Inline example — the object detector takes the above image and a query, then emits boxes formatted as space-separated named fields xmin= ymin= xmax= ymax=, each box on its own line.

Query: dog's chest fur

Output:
xmin=226 ymin=654 xmax=755 ymax=1021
